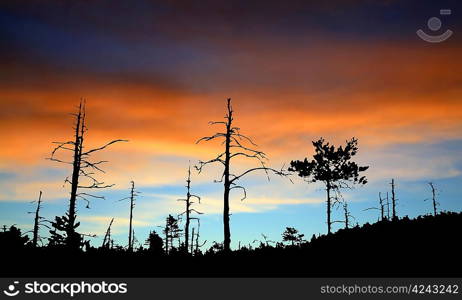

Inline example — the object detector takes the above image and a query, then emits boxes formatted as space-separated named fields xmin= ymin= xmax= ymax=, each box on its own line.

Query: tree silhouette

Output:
xmin=289 ymin=138 xmax=368 ymax=234
xmin=101 ymin=218 xmax=114 ymax=249
xmin=146 ymin=231 xmax=164 ymax=254
xmin=48 ymin=100 xmax=127 ymax=249
xmin=0 ymin=225 xmax=29 ymax=250
xmin=427 ymin=182 xmax=439 ymax=216
xmin=178 ymin=165 xmax=202 ymax=254
xmin=117 ymin=181 xmax=139 ymax=251
xmin=162 ymin=214 xmax=181 ymax=254
xmin=364 ymin=192 xmax=387 ymax=221
xmin=390 ymin=179 xmax=398 ymax=220
xmin=191 ymin=219 xmax=206 ymax=255
xmin=379 ymin=192 xmax=386 ymax=220
xmin=282 ymin=227 xmax=304 ymax=246
xmin=261 ymin=233 xmax=276 ymax=247
xmin=29 ymin=191 xmax=49 ymax=247
xmin=386 ymin=192 xmax=390 ymax=219
xmin=207 ymin=241 xmax=224 ymax=254
xmin=196 ymin=98 xmax=288 ymax=252
xmin=341 ymin=202 xmax=355 ymax=229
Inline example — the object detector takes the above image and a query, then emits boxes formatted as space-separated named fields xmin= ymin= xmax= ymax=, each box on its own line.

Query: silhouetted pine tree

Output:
xmin=289 ymin=138 xmax=368 ymax=234
xmin=282 ymin=227 xmax=304 ymax=246
xmin=146 ymin=231 xmax=164 ymax=254
xmin=163 ymin=215 xmax=181 ymax=254
xmin=0 ymin=225 xmax=29 ymax=251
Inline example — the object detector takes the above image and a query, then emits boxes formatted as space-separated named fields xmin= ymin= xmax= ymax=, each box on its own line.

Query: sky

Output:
xmin=1 ymin=0 xmax=462 ymax=250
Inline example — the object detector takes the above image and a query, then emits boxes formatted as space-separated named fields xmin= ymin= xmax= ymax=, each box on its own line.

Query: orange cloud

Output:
xmin=1 ymin=40 xmax=461 ymax=194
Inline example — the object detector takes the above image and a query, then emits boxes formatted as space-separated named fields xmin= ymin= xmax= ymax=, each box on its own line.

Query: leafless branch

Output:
xmin=230 ymin=166 xmax=288 ymax=184
xmin=195 ymin=153 xmax=226 ymax=173
xmin=230 ymin=185 xmax=247 ymax=201
xmin=82 ymin=139 xmax=128 ymax=156
xmin=196 ymin=133 xmax=227 ymax=144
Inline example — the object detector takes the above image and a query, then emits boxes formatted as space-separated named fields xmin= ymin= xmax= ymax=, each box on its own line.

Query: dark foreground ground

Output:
xmin=1 ymin=212 xmax=461 ymax=277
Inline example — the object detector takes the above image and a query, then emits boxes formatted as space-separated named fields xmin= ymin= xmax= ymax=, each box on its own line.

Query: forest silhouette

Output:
xmin=0 ymin=98 xmax=460 ymax=277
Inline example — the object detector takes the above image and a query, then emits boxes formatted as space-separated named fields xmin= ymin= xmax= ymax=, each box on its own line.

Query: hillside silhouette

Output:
xmin=1 ymin=212 xmax=460 ymax=277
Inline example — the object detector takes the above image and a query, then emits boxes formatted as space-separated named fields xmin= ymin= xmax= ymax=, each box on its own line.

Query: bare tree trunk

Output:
xmin=386 ymin=192 xmax=390 ymax=219
xmin=379 ymin=192 xmax=384 ymax=220
xmin=391 ymin=179 xmax=397 ymax=220
xmin=429 ymin=182 xmax=437 ymax=216
xmin=128 ymin=181 xmax=135 ymax=251
xmin=185 ymin=169 xmax=191 ymax=253
xmin=223 ymin=99 xmax=232 ymax=252
xmin=343 ymin=202 xmax=349 ymax=229
xmin=194 ymin=219 xmax=205 ymax=254
xmin=190 ymin=227 xmax=195 ymax=254
xmin=102 ymin=218 xmax=114 ymax=248
xmin=178 ymin=166 xmax=201 ymax=254
xmin=326 ymin=181 xmax=332 ymax=234
xmin=67 ymin=102 xmax=84 ymax=247
xmin=32 ymin=191 xmax=43 ymax=247
xmin=165 ymin=226 xmax=169 ymax=255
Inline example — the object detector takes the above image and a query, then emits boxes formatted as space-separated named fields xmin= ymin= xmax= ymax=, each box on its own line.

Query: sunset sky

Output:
xmin=1 ymin=0 xmax=462 ymax=249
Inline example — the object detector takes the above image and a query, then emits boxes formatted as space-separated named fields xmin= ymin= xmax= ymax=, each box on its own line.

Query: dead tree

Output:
xmin=128 ymin=182 xmax=137 ymax=251
xmin=379 ymin=192 xmax=385 ymax=220
xmin=129 ymin=184 xmax=135 ymax=251
xmin=193 ymin=219 xmax=206 ymax=254
xmin=132 ymin=229 xmax=139 ymax=250
xmin=48 ymin=100 xmax=127 ymax=249
xmin=261 ymin=233 xmax=275 ymax=247
xmin=163 ymin=222 xmax=169 ymax=255
xmin=427 ymin=182 xmax=439 ymax=216
xmin=196 ymin=98 xmax=288 ymax=252
xmin=117 ymin=181 xmax=140 ymax=251
xmin=334 ymin=200 xmax=355 ymax=229
xmin=32 ymin=191 xmax=42 ymax=247
xmin=190 ymin=227 xmax=195 ymax=254
xmin=178 ymin=165 xmax=202 ymax=254
xmin=342 ymin=202 xmax=354 ymax=229
xmin=386 ymin=192 xmax=390 ymax=219
xmin=390 ymin=179 xmax=397 ymax=220
xmin=101 ymin=218 xmax=114 ymax=248
xmin=363 ymin=192 xmax=388 ymax=221
xmin=29 ymin=191 xmax=49 ymax=247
